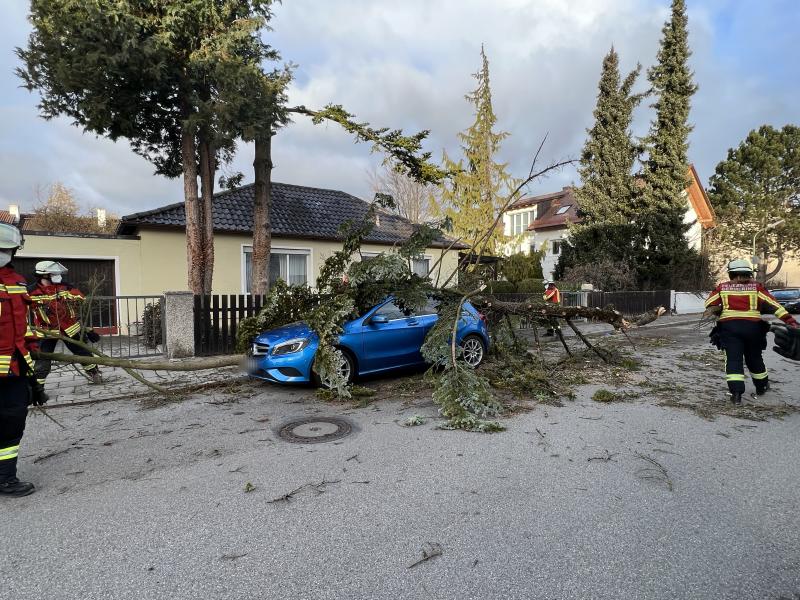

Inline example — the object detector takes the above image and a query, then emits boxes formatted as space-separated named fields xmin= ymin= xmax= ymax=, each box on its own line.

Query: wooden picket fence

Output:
xmin=193 ymin=294 xmax=267 ymax=356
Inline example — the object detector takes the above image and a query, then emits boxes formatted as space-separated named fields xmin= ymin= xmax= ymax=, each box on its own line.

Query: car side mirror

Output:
xmin=370 ymin=315 xmax=389 ymax=325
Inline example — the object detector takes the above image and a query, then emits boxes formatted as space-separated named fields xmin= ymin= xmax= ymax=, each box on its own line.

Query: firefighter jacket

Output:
xmin=543 ymin=286 xmax=561 ymax=304
xmin=0 ymin=265 xmax=38 ymax=377
xmin=28 ymin=280 xmax=86 ymax=337
xmin=705 ymin=280 xmax=798 ymax=327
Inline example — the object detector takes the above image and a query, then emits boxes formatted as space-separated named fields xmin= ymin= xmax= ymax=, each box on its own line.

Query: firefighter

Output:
xmin=705 ymin=259 xmax=798 ymax=404
xmin=0 ymin=223 xmax=47 ymax=497
xmin=543 ymin=280 xmax=561 ymax=336
xmin=28 ymin=260 xmax=102 ymax=385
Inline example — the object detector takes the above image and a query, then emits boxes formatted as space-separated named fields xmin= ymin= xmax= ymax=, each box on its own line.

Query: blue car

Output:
xmin=247 ymin=297 xmax=490 ymax=385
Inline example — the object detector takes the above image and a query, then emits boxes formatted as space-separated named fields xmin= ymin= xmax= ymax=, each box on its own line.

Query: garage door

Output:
xmin=14 ymin=257 xmax=117 ymax=329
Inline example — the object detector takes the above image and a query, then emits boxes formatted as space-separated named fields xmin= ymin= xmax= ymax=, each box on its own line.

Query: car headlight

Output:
xmin=271 ymin=338 xmax=310 ymax=356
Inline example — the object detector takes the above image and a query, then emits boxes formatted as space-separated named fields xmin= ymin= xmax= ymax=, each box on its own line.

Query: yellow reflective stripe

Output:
xmin=65 ymin=323 xmax=82 ymax=336
xmin=775 ymin=307 xmax=789 ymax=319
xmin=0 ymin=445 xmax=19 ymax=460
xmin=4 ymin=285 xmax=27 ymax=294
xmin=757 ymin=292 xmax=782 ymax=310
xmin=726 ymin=374 xmax=746 ymax=381
xmin=721 ymin=309 xmax=761 ymax=319
xmin=705 ymin=292 xmax=720 ymax=307
xmin=751 ymin=371 xmax=768 ymax=380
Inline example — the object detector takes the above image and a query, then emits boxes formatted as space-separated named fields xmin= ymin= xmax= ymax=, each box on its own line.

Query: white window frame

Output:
xmin=241 ymin=245 xmax=312 ymax=294
xmin=411 ymin=254 xmax=432 ymax=277
xmin=551 ymin=240 xmax=562 ymax=256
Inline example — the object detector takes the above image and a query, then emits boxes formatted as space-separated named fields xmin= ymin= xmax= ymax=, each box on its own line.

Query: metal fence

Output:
xmin=81 ymin=295 xmax=165 ymax=358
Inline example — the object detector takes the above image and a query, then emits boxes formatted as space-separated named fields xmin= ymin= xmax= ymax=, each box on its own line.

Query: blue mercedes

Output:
xmin=247 ymin=297 xmax=490 ymax=385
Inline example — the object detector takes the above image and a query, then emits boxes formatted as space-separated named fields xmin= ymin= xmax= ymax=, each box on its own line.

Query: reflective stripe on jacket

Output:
xmin=705 ymin=280 xmax=798 ymax=326
xmin=0 ymin=265 xmax=38 ymax=377
xmin=28 ymin=281 xmax=86 ymax=336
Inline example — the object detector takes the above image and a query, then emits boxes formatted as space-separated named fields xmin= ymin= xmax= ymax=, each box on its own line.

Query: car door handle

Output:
xmin=407 ymin=319 xmax=419 ymax=326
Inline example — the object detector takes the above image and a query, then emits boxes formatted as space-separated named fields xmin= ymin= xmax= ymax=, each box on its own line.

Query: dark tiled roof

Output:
xmin=508 ymin=187 xmax=581 ymax=231
xmin=118 ymin=182 xmax=465 ymax=249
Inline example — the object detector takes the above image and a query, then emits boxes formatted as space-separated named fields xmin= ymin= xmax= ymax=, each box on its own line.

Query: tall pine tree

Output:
xmin=637 ymin=0 xmax=699 ymax=287
xmin=435 ymin=47 xmax=514 ymax=255
xmin=576 ymin=47 xmax=642 ymax=224
xmin=555 ymin=47 xmax=642 ymax=281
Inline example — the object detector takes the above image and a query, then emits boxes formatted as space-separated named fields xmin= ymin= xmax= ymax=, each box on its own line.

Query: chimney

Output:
xmin=8 ymin=204 xmax=20 ymax=223
xmin=96 ymin=208 xmax=107 ymax=227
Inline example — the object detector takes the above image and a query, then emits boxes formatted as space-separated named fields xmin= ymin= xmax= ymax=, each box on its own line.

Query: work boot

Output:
xmin=730 ymin=392 xmax=743 ymax=405
xmin=756 ymin=382 xmax=770 ymax=396
xmin=0 ymin=478 xmax=35 ymax=498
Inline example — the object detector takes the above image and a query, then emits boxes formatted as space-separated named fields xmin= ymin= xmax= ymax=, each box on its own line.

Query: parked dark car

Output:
xmin=770 ymin=288 xmax=800 ymax=314
xmin=247 ymin=297 xmax=491 ymax=385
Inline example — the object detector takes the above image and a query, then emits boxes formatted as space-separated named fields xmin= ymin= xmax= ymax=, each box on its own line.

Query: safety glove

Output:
xmin=772 ymin=324 xmax=800 ymax=361
xmin=29 ymin=380 xmax=50 ymax=406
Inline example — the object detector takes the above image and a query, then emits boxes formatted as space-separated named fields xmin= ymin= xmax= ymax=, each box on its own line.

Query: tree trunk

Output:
xmin=251 ymin=133 xmax=273 ymax=296
xmin=199 ymin=137 xmax=216 ymax=294
xmin=182 ymin=129 xmax=204 ymax=294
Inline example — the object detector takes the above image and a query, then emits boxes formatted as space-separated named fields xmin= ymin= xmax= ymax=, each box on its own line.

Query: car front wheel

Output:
xmin=314 ymin=347 xmax=355 ymax=388
xmin=461 ymin=335 xmax=486 ymax=368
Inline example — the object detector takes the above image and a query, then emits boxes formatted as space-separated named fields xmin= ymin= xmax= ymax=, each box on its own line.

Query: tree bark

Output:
xmin=182 ymin=129 xmax=204 ymax=294
xmin=198 ymin=136 xmax=216 ymax=294
xmin=251 ymin=133 xmax=273 ymax=295
xmin=32 ymin=351 xmax=242 ymax=371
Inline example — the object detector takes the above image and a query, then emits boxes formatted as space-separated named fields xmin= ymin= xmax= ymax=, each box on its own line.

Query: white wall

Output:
xmin=671 ymin=291 xmax=709 ymax=314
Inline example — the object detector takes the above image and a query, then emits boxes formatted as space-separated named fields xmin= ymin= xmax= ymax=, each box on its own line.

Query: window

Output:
xmin=374 ymin=301 xmax=408 ymax=320
xmin=411 ymin=256 xmax=430 ymax=277
xmin=556 ymin=205 xmax=571 ymax=215
xmin=361 ymin=252 xmax=380 ymax=262
xmin=243 ymin=247 xmax=309 ymax=293
xmin=551 ymin=240 xmax=562 ymax=255
xmin=512 ymin=210 xmax=535 ymax=235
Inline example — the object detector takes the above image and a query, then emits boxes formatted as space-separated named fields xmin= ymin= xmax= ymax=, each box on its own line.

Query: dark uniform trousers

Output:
xmin=718 ymin=320 xmax=769 ymax=394
xmin=0 ymin=376 xmax=31 ymax=481
xmin=34 ymin=334 xmax=96 ymax=382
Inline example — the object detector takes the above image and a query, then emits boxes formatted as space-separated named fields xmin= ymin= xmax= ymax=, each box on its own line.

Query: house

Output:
xmin=502 ymin=165 xmax=716 ymax=280
xmin=16 ymin=182 xmax=464 ymax=296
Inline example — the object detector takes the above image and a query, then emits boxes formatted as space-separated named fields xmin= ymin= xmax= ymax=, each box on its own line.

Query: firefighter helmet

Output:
xmin=34 ymin=260 xmax=68 ymax=276
xmin=0 ymin=223 xmax=24 ymax=249
xmin=543 ymin=280 xmax=552 ymax=288
xmin=727 ymin=258 xmax=754 ymax=275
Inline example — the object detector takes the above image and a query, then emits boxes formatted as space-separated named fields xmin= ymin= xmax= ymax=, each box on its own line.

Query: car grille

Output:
xmin=252 ymin=342 xmax=270 ymax=356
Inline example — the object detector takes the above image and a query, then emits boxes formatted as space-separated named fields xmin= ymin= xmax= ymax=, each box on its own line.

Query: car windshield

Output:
xmin=771 ymin=289 xmax=800 ymax=300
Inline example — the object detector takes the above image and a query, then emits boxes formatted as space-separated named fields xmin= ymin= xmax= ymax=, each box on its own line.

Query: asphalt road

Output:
xmin=2 ymin=321 xmax=799 ymax=600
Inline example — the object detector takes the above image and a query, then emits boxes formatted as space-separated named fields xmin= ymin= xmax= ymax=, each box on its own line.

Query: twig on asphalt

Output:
xmin=33 ymin=447 xmax=72 ymax=463
xmin=408 ymin=542 xmax=443 ymax=569
xmin=267 ymin=478 xmax=341 ymax=504
xmin=587 ymin=450 xmax=618 ymax=462
xmin=220 ymin=553 xmax=248 ymax=561
xmin=346 ymin=454 xmax=360 ymax=463
xmin=633 ymin=452 xmax=673 ymax=491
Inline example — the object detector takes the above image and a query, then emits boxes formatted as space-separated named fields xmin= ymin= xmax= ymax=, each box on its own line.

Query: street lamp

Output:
xmin=751 ymin=219 xmax=785 ymax=272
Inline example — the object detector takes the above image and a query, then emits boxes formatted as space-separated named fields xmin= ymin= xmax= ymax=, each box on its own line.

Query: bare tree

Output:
xmin=367 ymin=165 xmax=435 ymax=224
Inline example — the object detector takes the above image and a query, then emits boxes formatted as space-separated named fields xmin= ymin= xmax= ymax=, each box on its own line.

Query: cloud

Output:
xmin=1 ymin=0 xmax=798 ymax=216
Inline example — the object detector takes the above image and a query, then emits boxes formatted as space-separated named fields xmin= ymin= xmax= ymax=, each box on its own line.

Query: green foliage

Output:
xmin=142 ymin=301 xmax=163 ymax=350
xmin=516 ymin=279 xmax=545 ymax=294
xmin=433 ymin=47 xmax=516 ymax=254
xmin=560 ymin=258 xmax=637 ymax=292
xmin=592 ymin=389 xmax=622 ymax=403
xmin=403 ymin=415 xmax=426 ymax=427
xmin=638 ymin=0 xmax=697 ymax=277
xmin=501 ymin=252 xmax=544 ymax=284
xmin=489 ymin=281 xmax=517 ymax=293
xmin=431 ymin=364 xmax=505 ymax=432
xmin=576 ymin=47 xmax=643 ymax=226
xmin=708 ymin=124 xmax=800 ymax=282
xmin=235 ymin=281 xmax=317 ymax=353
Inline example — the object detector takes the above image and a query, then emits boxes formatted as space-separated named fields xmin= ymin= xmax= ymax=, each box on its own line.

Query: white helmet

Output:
xmin=727 ymin=258 xmax=753 ymax=275
xmin=35 ymin=260 xmax=68 ymax=276
xmin=543 ymin=280 xmax=552 ymax=288
xmin=0 ymin=223 xmax=24 ymax=249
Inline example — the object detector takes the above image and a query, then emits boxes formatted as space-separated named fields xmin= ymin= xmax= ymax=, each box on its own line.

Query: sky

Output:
xmin=0 ymin=0 xmax=798 ymax=217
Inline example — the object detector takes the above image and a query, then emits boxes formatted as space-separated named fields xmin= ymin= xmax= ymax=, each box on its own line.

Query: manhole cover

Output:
xmin=277 ymin=417 xmax=353 ymax=444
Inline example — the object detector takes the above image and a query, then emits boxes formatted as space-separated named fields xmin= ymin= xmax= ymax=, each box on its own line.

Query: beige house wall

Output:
xmin=17 ymin=229 xmax=461 ymax=295
xmin=17 ymin=233 xmax=143 ymax=295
